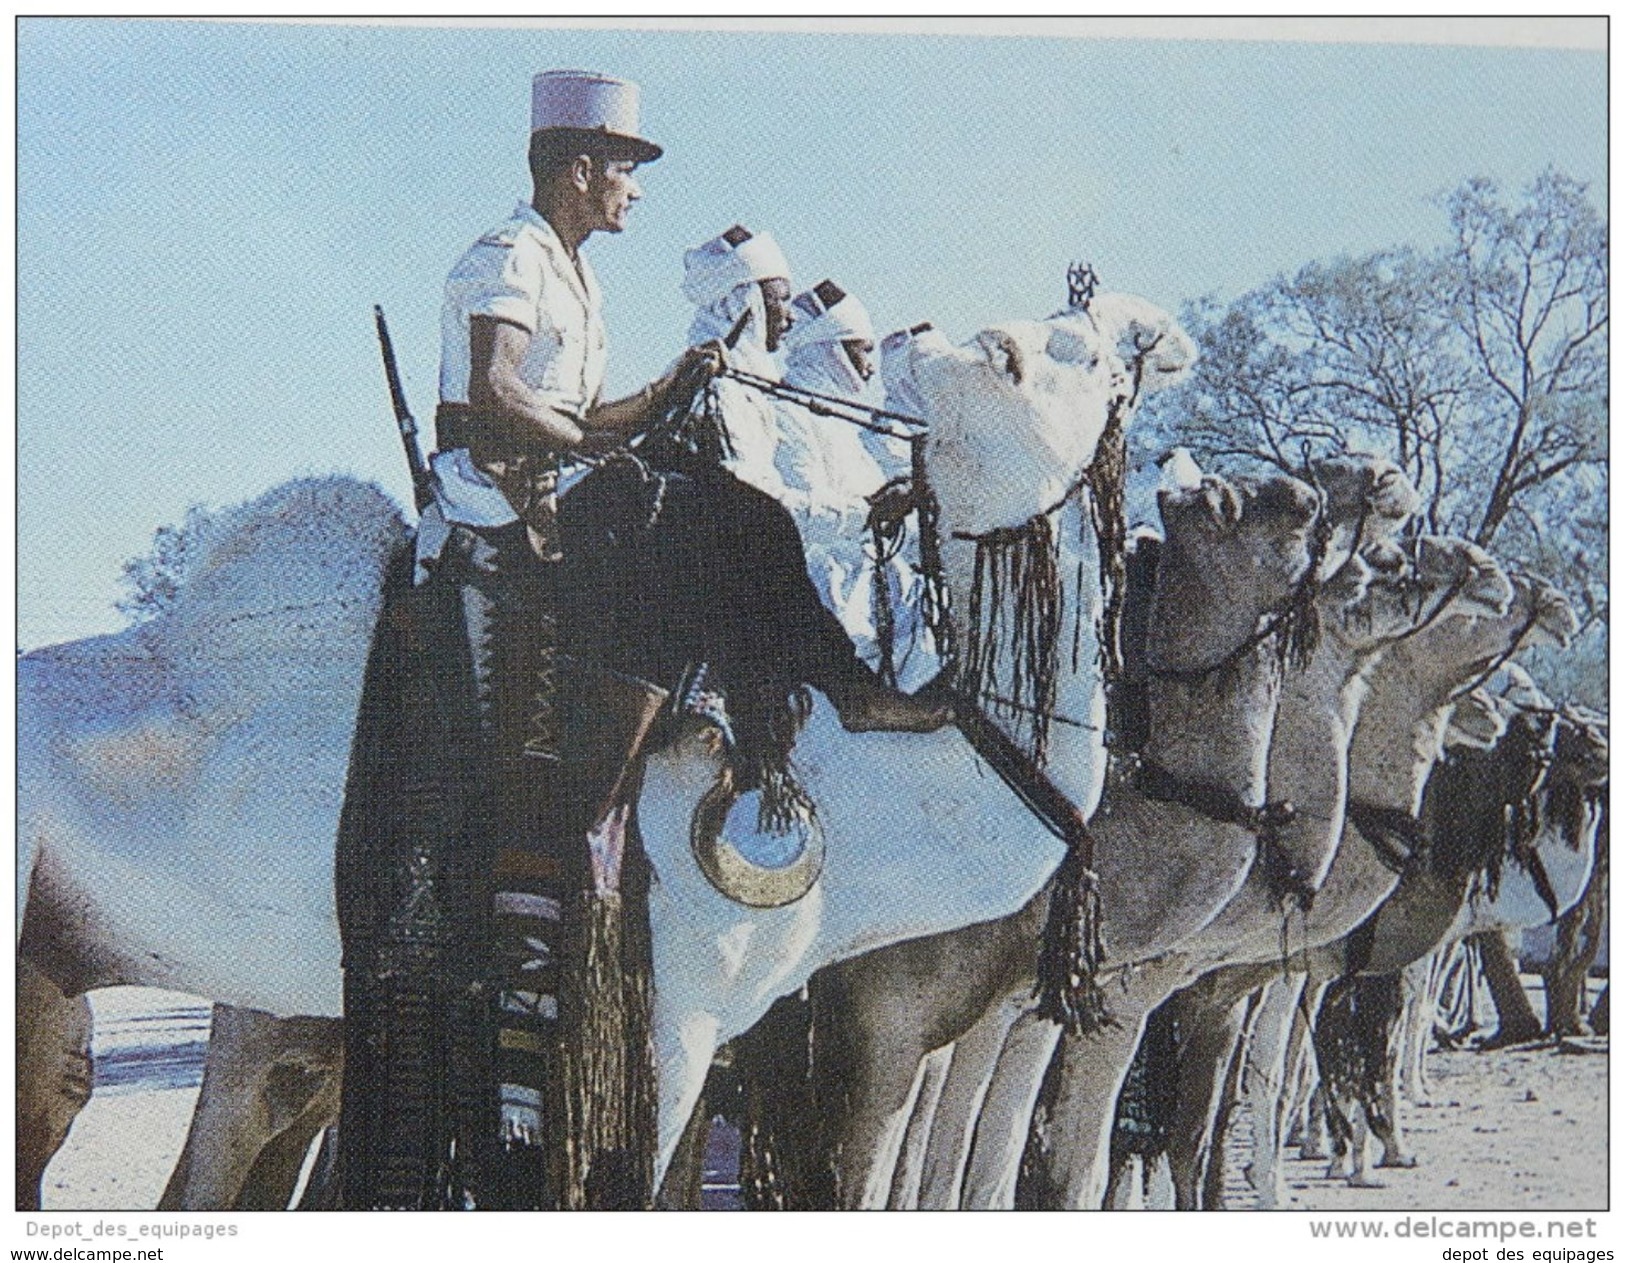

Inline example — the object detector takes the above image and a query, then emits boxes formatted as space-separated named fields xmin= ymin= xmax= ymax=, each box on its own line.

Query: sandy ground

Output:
xmin=1233 ymin=1041 xmax=1608 ymax=1211
xmin=37 ymin=985 xmax=1607 ymax=1212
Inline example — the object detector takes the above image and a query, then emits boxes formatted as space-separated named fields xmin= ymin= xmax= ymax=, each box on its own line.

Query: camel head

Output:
xmin=1372 ymin=566 xmax=1577 ymax=722
xmin=1328 ymin=535 xmax=1512 ymax=654
xmin=1506 ymin=571 xmax=1581 ymax=652
xmin=1346 ymin=551 xmax=1561 ymax=804
xmin=904 ymin=296 xmax=1193 ymax=538
xmin=1144 ymin=471 xmax=1323 ymax=675
xmin=1309 ymin=455 xmax=1421 ymax=574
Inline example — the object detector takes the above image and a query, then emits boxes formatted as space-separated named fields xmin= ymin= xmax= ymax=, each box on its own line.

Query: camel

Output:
xmin=1014 ymin=529 xmax=1517 ymax=1209
xmin=745 ymin=455 xmax=1422 ymax=1211
xmin=1222 ymin=687 xmax=1512 ymax=1209
xmin=16 ymin=295 xmax=1194 ymax=1208
xmin=731 ymin=466 xmax=1334 ymax=1210
xmin=1143 ymin=567 xmax=1582 ymax=1207
xmin=1310 ymin=685 xmax=1607 ymax=1187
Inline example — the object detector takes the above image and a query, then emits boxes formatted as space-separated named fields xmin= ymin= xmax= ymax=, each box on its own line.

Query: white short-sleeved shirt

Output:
xmin=430 ymin=203 xmax=608 ymax=528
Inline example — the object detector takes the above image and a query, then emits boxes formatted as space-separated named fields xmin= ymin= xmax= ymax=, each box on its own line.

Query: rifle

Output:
xmin=373 ymin=305 xmax=433 ymax=512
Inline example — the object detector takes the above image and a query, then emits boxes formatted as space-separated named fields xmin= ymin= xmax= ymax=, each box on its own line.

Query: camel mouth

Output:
xmin=1529 ymin=589 xmax=1581 ymax=650
xmin=1405 ymin=538 xmax=1512 ymax=622
xmin=1448 ymin=692 xmax=1511 ymax=751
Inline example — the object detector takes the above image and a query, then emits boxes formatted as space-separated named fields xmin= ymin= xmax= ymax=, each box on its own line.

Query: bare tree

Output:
xmin=1140 ymin=170 xmax=1607 ymax=707
xmin=1444 ymin=171 xmax=1607 ymax=548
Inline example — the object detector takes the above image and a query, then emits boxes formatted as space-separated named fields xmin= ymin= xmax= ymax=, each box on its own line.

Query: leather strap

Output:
xmin=1346 ymin=798 xmax=1427 ymax=875
xmin=1132 ymin=756 xmax=1296 ymax=835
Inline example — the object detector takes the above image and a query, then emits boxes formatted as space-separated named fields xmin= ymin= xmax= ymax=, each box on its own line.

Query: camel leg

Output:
xmin=1143 ymin=1152 xmax=1176 ymax=1208
xmin=157 ymin=1006 xmax=341 ymax=1210
xmin=833 ymin=1030 xmax=935 ymax=1209
xmin=1164 ymin=989 xmax=1250 ymax=1209
xmin=1017 ymin=965 xmax=1181 ymax=1210
xmin=1542 ymin=840 xmax=1608 ymax=1035
xmin=1344 ymin=1104 xmax=1383 ymax=1188
xmin=16 ymin=960 xmax=93 ymax=1211
xmin=917 ymin=998 xmax=1022 ymax=1209
xmin=1369 ymin=1000 xmax=1416 ymax=1172
xmin=1243 ymin=974 xmax=1310 ymax=1210
xmin=888 ymin=1045 xmax=951 ymax=1208
xmin=654 ymin=1089 xmax=712 ymax=1209
xmin=1201 ymin=1005 xmax=1253 ymax=1211
xmin=293 ymin=1127 xmax=340 ymax=1208
xmin=1301 ymin=1085 xmax=1333 ymax=1162
xmin=1396 ymin=956 xmax=1437 ymax=1104
xmin=1282 ymin=1019 xmax=1315 ymax=1150
xmin=1104 ymin=1152 xmax=1142 ymax=1210
xmin=232 ymin=1059 xmax=341 ymax=1210
xmin=1474 ymin=931 xmax=1543 ymax=1045
xmin=959 ymin=1010 xmax=1062 ymax=1208
xmin=655 ymin=1011 xmax=719 ymax=1188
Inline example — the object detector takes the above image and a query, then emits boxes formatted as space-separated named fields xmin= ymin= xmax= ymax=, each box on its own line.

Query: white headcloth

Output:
xmin=681 ymin=228 xmax=792 ymax=310
xmin=784 ymin=284 xmax=876 ymax=402
xmin=681 ymin=227 xmax=788 ymax=493
xmin=879 ymin=324 xmax=933 ymax=423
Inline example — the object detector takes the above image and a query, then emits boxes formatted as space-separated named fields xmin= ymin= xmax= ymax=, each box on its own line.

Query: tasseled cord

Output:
xmin=1034 ymin=845 xmax=1112 ymax=1035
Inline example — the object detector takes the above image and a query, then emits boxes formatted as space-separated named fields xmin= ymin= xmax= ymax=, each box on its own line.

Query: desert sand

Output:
xmin=38 ymin=985 xmax=1606 ymax=1212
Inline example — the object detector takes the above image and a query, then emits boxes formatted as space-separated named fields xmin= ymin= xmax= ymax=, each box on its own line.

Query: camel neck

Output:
xmin=1142 ymin=639 xmax=1279 ymax=807
xmin=1347 ymin=654 xmax=1457 ymax=816
xmin=1266 ymin=640 xmax=1369 ymax=815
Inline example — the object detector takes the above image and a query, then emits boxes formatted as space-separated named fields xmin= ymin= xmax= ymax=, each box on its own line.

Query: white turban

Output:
xmin=784 ymin=285 xmax=875 ymax=403
xmin=879 ymin=325 xmax=933 ymax=424
xmin=681 ymin=227 xmax=792 ymax=310
xmin=784 ymin=285 xmax=876 ymax=353
xmin=682 ymin=227 xmax=789 ymax=496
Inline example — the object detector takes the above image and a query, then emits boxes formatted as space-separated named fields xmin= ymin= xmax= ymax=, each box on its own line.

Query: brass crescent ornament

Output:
xmin=689 ymin=770 xmax=825 ymax=909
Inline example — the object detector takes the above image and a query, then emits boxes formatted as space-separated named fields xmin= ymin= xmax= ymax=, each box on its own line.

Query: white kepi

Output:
xmin=531 ymin=69 xmax=663 ymax=163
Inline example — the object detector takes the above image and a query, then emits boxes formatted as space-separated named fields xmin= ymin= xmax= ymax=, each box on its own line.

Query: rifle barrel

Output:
xmin=373 ymin=305 xmax=433 ymax=512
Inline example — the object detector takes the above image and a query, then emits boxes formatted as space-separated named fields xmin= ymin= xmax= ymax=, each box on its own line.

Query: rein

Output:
xmin=1131 ymin=755 xmax=1298 ymax=836
xmin=1448 ymin=601 xmax=1545 ymax=704
xmin=1131 ymin=755 xmax=1314 ymax=907
xmin=718 ymin=366 xmax=926 ymax=441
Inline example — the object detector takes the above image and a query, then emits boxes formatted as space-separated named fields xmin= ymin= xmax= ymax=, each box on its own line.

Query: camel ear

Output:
xmin=1199 ymin=476 xmax=1243 ymax=529
xmin=980 ymin=329 xmax=1026 ymax=386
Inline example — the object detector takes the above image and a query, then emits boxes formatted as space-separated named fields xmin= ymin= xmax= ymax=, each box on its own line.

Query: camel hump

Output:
xmin=161 ymin=476 xmax=409 ymax=709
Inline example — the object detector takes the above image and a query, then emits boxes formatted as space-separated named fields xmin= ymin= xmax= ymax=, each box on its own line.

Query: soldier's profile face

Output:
xmin=589 ymin=157 xmax=642 ymax=234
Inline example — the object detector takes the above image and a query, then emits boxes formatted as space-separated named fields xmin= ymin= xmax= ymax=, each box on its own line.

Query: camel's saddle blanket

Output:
xmin=336 ymin=541 xmax=663 ymax=1210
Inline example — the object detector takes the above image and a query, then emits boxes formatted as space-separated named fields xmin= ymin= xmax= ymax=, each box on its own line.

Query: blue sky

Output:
xmin=15 ymin=18 xmax=1606 ymax=649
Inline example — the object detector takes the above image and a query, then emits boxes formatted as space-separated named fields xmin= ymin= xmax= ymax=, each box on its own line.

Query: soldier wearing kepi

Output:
xmin=341 ymin=70 xmax=949 ymax=1213
xmin=344 ymin=70 xmax=706 ymax=1214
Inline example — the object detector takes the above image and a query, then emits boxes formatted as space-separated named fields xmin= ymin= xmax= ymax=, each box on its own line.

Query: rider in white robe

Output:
xmin=781 ymin=286 xmax=940 ymax=692
xmin=681 ymin=226 xmax=793 ymax=501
